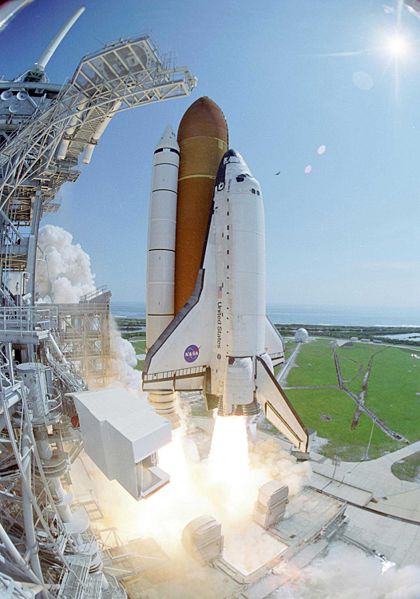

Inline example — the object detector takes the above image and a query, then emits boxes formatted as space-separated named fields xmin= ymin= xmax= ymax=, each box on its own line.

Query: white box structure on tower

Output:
xmin=71 ymin=388 xmax=171 ymax=499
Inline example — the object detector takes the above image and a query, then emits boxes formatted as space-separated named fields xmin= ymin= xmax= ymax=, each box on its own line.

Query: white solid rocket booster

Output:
xmin=146 ymin=127 xmax=179 ymax=416
xmin=146 ymin=126 xmax=179 ymax=348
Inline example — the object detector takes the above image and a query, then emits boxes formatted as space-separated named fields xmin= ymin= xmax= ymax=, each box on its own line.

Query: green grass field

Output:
xmin=126 ymin=337 xmax=146 ymax=371
xmin=284 ymin=339 xmax=420 ymax=460
xmin=131 ymin=338 xmax=146 ymax=354
xmin=287 ymin=338 xmax=337 ymax=386
xmin=127 ymin=330 xmax=420 ymax=460
xmin=334 ymin=343 xmax=420 ymax=441
xmin=287 ymin=387 xmax=402 ymax=460
xmin=337 ymin=344 xmax=378 ymax=393
xmin=391 ymin=451 xmax=420 ymax=482
xmin=365 ymin=348 xmax=420 ymax=442
xmin=283 ymin=339 xmax=298 ymax=360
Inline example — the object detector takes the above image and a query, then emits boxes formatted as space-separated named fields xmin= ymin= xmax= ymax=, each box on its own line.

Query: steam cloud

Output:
xmin=251 ymin=437 xmax=311 ymax=496
xmin=36 ymin=225 xmax=96 ymax=303
xmin=72 ymin=414 xmax=312 ymax=557
xmin=109 ymin=318 xmax=140 ymax=389
xmin=273 ymin=542 xmax=420 ymax=599
xmin=36 ymin=224 xmax=140 ymax=388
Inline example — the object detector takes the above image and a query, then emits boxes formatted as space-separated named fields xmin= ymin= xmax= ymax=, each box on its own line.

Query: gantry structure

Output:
xmin=0 ymin=7 xmax=196 ymax=598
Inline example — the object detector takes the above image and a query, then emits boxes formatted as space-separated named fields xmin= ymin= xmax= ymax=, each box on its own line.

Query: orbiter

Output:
xmin=143 ymin=98 xmax=309 ymax=453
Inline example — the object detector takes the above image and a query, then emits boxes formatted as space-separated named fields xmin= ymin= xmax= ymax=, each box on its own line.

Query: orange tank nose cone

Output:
xmin=175 ymin=97 xmax=229 ymax=314
xmin=178 ymin=96 xmax=229 ymax=144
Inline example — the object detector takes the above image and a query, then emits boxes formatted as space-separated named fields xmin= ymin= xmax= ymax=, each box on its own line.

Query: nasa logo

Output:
xmin=184 ymin=344 xmax=200 ymax=363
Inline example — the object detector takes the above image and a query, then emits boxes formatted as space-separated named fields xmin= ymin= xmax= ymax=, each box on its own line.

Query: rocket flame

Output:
xmin=208 ymin=415 xmax=251 ymax=513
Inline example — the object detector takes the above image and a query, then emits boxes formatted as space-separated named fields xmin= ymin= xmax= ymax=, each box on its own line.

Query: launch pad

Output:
xmin=66 ymin=385 xmax=420 ymax=598
xmin=68 ymin=414 xmax=347 ymax=599
xmin=68 ymin=405 xmax=420 ymax=598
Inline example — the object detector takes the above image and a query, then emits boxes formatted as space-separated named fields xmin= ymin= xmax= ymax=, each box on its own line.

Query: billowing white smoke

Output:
xmin=36 ymin=224 xmax=140 ymax=389
xmin=72 ymin=427 xmax=420 ymax=596
xmin=273 ymin=542 xmax=420 ymax=599
xmin=109 ymin=319 xmax=140 ymax=389
xmin=36 ymin=225 xmax=96 ymax=303
xmin=72 ymin=412 xmax=311 ymax=559
xmin=251 ymin=437 xmax=311 ymax=496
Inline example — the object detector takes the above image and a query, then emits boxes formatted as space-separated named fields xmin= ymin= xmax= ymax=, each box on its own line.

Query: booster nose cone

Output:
xmin=155 ymin=125 xmax=179 ymax=152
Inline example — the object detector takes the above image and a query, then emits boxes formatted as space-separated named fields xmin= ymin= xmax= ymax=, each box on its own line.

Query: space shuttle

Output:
xmin=142 ymin=98 xmax=309 ymax=453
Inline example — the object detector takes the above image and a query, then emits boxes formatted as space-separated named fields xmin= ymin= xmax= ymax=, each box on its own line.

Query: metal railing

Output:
xmin=0 ymin=306 xmax=58 ymax=334
xmin=45 ymin=350 xmax=86 ymax=392
xmin=143 ymin=365 xmax=207 ymax=383
xmin=79 ymin=285 xmax=109 ymax=303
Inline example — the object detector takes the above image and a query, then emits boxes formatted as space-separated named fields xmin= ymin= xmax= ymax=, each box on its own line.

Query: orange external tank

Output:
xmin=175 ymin=97 xmax=228 ymax=314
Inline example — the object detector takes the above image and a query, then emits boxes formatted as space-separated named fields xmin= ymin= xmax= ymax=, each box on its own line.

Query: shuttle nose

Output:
xmin=215 ymin=149 xmax=251 ymax=187
xmin=225 ymin=149 xmax=240 ymax=160
xmin=224 ymin=149 xmax=245 ymax=164
xmin=227 ymin=149 xmax=251 ymax=173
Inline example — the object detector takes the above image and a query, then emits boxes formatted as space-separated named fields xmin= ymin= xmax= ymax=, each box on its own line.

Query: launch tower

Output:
xmin=0 ymin=7 xmax=196 ymax=598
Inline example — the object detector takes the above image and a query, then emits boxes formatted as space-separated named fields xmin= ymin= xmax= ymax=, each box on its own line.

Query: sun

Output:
xmin=386 ymin=33 xmax=410 ymax=57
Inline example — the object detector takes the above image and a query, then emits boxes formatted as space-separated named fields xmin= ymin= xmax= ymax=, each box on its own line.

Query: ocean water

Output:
xmin=382 ymin=333 xmax=420 ymax=341
xmin=266 ymin=304 xmax=420 ymax=327
xmin=112 ymin=301 xmax=147 ymax=319
xmin=111 ymin=301 xmax=420 ymax=327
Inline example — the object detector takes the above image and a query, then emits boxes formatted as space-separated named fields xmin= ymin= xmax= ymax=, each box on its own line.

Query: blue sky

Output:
xmin=2 ymin=0 xmax=420 ymax=308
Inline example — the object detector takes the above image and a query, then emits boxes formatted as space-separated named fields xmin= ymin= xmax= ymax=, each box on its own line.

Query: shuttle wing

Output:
xmin=255 ymin=356 xmax=309 ymax=451
xmin=265 ymin=317 xmax=284 ymax=367
xmin=143 ymin=214 xmax=217 ymax=393
xmin=143 ymin=268 xmax=215 ymax=392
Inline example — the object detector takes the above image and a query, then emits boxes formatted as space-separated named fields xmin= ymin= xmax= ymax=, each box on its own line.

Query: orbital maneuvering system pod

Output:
xmin=143 ymin=97 xmax=309 ymax=453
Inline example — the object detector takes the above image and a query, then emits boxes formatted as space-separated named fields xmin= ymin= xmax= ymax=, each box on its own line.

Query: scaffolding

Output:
xmin=0 ymin=35 xmax=195 ymax=290
xmin=0 ymin=8 xmax=196 ymax=597
xmin=56 ymin=293 xmax=114 ymax=389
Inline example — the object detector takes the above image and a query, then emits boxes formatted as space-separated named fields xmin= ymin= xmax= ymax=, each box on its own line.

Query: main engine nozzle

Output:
xmin=216 ymin=397 xmax=261 ymax=418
